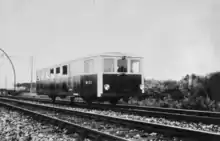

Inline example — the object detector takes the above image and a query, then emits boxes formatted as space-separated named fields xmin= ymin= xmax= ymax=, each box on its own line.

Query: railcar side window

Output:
xmin=62 ymin=65 xmax=68 ymax=75
xmin=130 ymin=60 xmax=140 ymax=73
xmin=56 ymin=67 xmax=60 ymax=74
xmin=104 ymin=59 xmax=114 ymax=72
xmin=50 ymin=68 xmax=54 ymax=74
xmin=117 ymin=57 xmax=127 ymax=72
xmin=84 ymin=59 xmax=94 ymax=73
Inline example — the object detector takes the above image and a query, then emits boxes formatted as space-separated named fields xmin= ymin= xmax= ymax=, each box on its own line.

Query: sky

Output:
xmin=0 ymin=0 xmax=220 ymax=89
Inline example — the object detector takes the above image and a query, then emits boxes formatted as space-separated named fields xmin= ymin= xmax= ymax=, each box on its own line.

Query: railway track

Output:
xmin=75 ymin=103 xmax=220 ymax=125
xmin=0 ymin=102 xmax=132 ymax=141
xmin=0 ymin=97 xmax=185 ymax=141
xmin=3 ymin=95 xmax=220 ymax=125
xmin=0 ymin=96 xmax=220 ymax=141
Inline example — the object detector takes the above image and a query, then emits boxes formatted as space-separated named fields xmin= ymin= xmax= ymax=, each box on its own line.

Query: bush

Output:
xmin=127 ymin=72 xmax=220 ymax=112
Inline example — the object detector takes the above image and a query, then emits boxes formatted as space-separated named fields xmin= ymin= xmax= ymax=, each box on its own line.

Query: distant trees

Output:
xmin=141 ymin=72 xmax=220 ymax=111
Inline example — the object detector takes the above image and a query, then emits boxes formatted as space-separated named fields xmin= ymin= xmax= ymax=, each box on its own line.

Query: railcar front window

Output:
xmin=104 ymin=59 xmax=114 ymax=72
xmin=117 ymin=57 xmax=127 ymax=72
xmin=130 ymin=60 xmax=140 ymax=73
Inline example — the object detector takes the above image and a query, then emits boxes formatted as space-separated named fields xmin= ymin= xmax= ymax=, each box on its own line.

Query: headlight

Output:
xmin=139 ymin=84 xmax=144 ymax=90
xmin=104 ymin=84 xmax=110 ymax=90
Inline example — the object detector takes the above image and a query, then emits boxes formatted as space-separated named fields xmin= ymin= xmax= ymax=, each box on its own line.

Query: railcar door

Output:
xmin=80 ymin=59 xmax=97 ymax=101
xmin=80 ymin=75 xmax=97 ymax=101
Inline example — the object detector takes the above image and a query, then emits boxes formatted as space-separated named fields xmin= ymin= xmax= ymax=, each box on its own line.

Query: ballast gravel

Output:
xmin=0 ymin=106 xmax=88 ymax=141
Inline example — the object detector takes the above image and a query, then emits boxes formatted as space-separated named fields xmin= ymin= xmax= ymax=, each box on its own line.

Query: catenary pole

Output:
xmin=0 ymin=48 xmax=16 ymax=92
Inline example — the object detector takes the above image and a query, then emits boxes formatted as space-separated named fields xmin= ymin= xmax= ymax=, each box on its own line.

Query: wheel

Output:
xmin=86 ymin=100 xmax=92 ymax=105
xmin=123 ymin=97 xmax=129 ymax=103
xmin=110 ymin=99 xmax=118 ymax=105
xmin=60 ymin=96 xmax=66 ymax=99
xmin=70 ymin=97 xmax=75 ymax=105
xmin=84 ymin=99 xmax=92 ymax=105
xmin=51 ymin=96 xmax=56 ymax=103
xmin=70 ymin=97 xmax=75 ymax=103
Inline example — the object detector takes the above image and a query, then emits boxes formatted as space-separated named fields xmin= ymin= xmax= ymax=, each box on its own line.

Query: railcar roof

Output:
xmin=99 ymin=52 xmax=143 ymax=58
xmin=37 ymin=52 xmax=143 ymax=72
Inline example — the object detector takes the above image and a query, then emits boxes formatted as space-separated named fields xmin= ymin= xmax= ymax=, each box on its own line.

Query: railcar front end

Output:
xmin=99 ymin=55 xmax=144 ymax=104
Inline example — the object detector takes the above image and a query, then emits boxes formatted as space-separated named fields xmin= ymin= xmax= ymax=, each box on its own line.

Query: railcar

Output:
xmin=36 ymin=52 xmax=145 ymax=104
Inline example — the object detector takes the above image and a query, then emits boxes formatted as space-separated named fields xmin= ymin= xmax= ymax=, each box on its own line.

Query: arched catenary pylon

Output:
xmin=0 ymin=48 xmax=16 ymax=92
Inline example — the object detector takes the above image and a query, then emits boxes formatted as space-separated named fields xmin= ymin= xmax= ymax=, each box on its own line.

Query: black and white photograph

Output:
xmin=0 ymin=0 xmax=220 ymax=140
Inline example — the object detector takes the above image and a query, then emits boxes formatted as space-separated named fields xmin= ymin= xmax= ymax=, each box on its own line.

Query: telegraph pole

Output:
xmin=30 ymin=56 xmax=33 ymax=93
xmin=5 ymin=75 xmax=7 ymax=89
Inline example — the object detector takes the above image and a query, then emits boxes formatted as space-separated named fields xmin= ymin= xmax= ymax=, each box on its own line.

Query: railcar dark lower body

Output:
xmin=36 ymin=74 xmax=143 ymax=104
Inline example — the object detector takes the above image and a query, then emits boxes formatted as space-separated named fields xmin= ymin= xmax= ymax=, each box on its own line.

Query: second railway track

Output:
xmin=1 ymin=96 xmax=220 ymax=141
xmin=4 ymin=95 xmax=220 ymax=125
xmin=0 ymin=98 xmax=185 ymax=141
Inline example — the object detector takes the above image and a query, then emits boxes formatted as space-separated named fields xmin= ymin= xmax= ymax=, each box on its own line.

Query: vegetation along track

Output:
xmin=1 ymin=97 xmax=220 ymax=141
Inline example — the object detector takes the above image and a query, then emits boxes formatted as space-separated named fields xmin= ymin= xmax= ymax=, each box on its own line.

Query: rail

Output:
xmin=0 ymin=101 xmax=129 ymax=141
xmin=4 ymin=95 xmax=220 ymax=125
xmin=1 ymin=96 xmax=220 ymax=141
